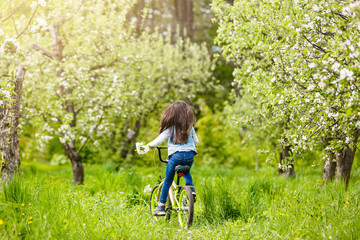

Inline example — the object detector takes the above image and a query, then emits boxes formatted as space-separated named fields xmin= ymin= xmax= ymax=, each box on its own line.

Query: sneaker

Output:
xmin=153 ymin=204 xmax=166 ymax=216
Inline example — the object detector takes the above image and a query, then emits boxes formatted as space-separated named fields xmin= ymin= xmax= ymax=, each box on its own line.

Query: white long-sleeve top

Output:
xmin=148 ymin=127 xmax=198 ymax=156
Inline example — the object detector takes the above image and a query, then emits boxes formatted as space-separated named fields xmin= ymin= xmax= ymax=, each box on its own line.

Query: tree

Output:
xmin=0 ymin=0 xmax=42 ymax=183
xmin=212 ymin=0 xmax=360 ymax=186
xmin=22 ymin=0 xmax=212 ymax=184
xmin=0 ymin=66 xmax=26 ymax=183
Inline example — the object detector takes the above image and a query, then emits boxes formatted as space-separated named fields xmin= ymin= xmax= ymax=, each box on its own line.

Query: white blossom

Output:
xmin=144 ymin=184 xmax=152 ymax=194
xmin=325 ymin=87 xmax=334 ymax=94
xmin=39 ymin=0 xmax=47 ymax=7
xmin=339 ymin=68 xmax=354 ymax=80
xmin=136 ymin=142 xmax=150 ymax=154
xmin=331 ymin=62 xmax=340 ymax=71
xmin=312 ymin=5 xmax=320 ymax=12
xmin=350 ymin=51 xmax=359 ymax=58
xmin=30 ymin=17 xmax=48 ymax=32
xmin=319 ymin=81 xmax=326 ymax=89
xmin=30 ymin=0 xmax=46 ymax=9
xmin=30 ymin=1 xmax=37 ymax=9
xmin=307 ymin=84 xmax=315 ymax=91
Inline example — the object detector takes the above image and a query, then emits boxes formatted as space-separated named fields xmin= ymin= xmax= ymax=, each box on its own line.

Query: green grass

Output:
xmin=1 ymin=162 xmax=360 ymax=239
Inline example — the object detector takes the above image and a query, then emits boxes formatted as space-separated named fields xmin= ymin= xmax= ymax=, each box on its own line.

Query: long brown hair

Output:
xmin=159 ymin=101 xmax=195 ymax=144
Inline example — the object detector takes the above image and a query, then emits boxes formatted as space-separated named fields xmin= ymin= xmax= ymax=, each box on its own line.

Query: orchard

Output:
xmin=1 ymin=0 xmax=360 ymax=239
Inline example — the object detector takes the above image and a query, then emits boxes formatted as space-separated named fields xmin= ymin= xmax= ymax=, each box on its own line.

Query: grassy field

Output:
xmin=1 ymin=162 xmax=360 ymax=239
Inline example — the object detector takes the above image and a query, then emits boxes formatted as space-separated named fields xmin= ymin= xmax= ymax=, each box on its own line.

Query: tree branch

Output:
xmin=76 ymin=114 xmax=104 ymax=154
xmin=31 ymin=44 xmax=54 ymax=58
xmin=11 ymin=16 xmax=19 ymax=35
xmin=334 ymin=12 xmax=348 ymax=20
xmin=16 ymin=4 xmax=38 ymax=39
xmin=1 ymin=2 xmax=24 ymax=23
xmin=303 ymin=34 xmax=329 ymax=54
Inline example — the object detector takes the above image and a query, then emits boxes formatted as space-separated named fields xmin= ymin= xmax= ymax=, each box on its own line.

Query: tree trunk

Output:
xmin=129 ymin=119 xmax=141 ymax=156
xmin=0 ymin=66 xmax=26 ymax=184
xmin=51 ymin=22 xmax=84 ymax=184
xmin=126 ymin=0 xmax=145 ymax=35
xmin=64 ymin=141 xmax=84 ymax=185
xmin=336 ymin=131 xmax=359 ymax=188
xmin=134 ymin=0 xmax=145 ymax=35
xmin=278 ymin=145 xmax=295 ymax=177
xmin=119 ymin=120 xmax=131 ymax=159
xmin=322 ymin=152 xmax=336 ymax=181
xmin=120 ymin=119 xmax=142 ymax=160
xmin=50 ymin=22 xmax=63 ymax=61
xmin=254 ymin=143 xmax=258 ymax=171
xmin=336 ymin=147 xmax=356 ymax=188
xmin=174 ymin=0 xmax=193 ymax=39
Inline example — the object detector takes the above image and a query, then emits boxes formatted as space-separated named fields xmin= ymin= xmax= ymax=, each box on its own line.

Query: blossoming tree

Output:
xmin=0 ymin=1 xmax=44 ymax=183
xmin=213 ymin=0 xmax=360 ymax=186
xmin=22 ymin=0 xmax=212 ymax=184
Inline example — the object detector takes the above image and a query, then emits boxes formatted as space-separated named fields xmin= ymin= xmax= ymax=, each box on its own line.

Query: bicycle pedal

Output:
xmin=193 ymin=194 xmax=196 ymax=203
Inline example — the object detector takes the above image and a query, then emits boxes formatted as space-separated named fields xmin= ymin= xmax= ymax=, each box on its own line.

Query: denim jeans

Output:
xmin=159 ymin=151 xmax=195 ymax=203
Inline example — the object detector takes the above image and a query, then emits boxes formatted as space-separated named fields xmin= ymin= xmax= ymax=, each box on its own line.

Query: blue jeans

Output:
xmin=159 ymin=151 xmax=195 ymax=203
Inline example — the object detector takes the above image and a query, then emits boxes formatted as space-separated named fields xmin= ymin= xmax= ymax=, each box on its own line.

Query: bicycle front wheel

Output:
xmin=178 ymin=186 xmax=194 ymax=228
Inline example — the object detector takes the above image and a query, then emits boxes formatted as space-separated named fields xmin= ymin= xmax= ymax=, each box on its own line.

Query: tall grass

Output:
xmin=2 ymin=177 xmax=31 ymax=204
xmin=199 ymin=178 xmax=273 ymax=223
xmin=201 ymin=180 xmax=241 ymax=222
xmin=1 ymin=162 xmax=360 ymax=239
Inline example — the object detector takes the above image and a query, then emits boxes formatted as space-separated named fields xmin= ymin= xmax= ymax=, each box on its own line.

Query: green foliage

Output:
xmin=50 ymin=153 xmax=68 ymax=166
xmin=196 ymin=104 xmax=269 ymax=168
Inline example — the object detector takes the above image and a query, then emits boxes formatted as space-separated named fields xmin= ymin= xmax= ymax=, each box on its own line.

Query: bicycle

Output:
xmin=149 ymin=147 xmax=195 ymax=228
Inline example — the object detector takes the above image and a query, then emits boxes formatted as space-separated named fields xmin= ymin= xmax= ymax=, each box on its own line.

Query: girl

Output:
xmin=148 ymin=101 xmax=198 ymax=216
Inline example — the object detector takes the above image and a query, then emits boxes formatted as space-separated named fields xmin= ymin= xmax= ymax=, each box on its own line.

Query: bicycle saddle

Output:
xmin=175 ymin=165 xmax=190 ymax=174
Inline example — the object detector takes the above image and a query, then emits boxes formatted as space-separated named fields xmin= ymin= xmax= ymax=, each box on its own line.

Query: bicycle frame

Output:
xmin=155 ymin=147 xmax=188 ymax=212
xmin=156 ymin=180 xmax=180 ymax=211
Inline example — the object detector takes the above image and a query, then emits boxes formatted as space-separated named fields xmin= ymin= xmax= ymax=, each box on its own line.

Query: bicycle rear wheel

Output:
xmin=178 ymin=186 xmax=194 ymax=227
xmin=149 ymin=183 xmax=172 ymax=220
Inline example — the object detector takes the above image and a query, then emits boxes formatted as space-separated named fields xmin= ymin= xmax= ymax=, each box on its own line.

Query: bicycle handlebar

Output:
xmin=156 ymin=147 xmax=168 ymax=163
